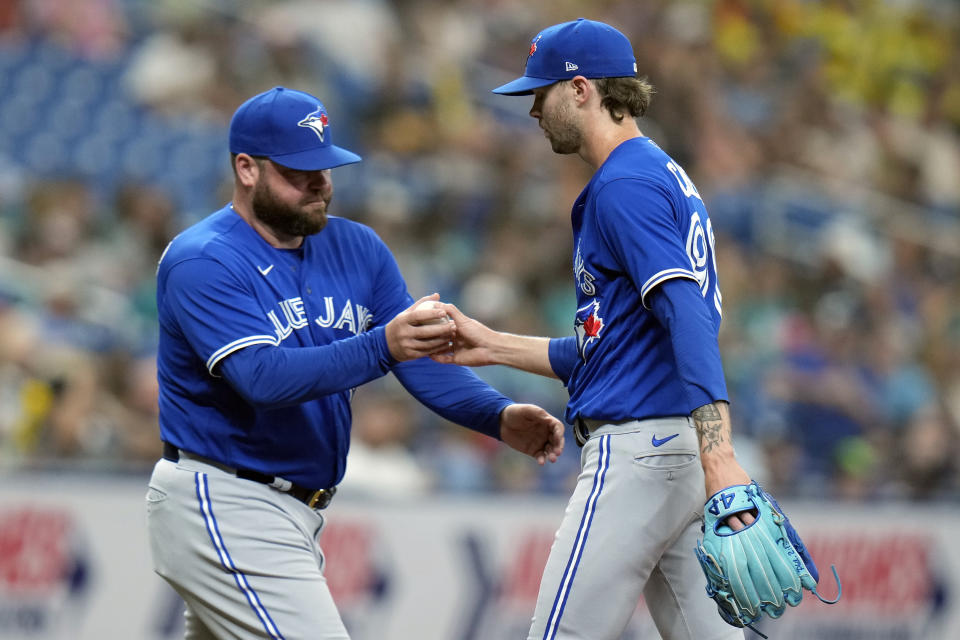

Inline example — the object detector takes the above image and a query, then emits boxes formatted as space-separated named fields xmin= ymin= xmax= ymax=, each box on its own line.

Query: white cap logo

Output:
xmin=565 ymin=61 xmax=579 ymax=72
xmin=298 ymin=108 xmax=329 ymax=141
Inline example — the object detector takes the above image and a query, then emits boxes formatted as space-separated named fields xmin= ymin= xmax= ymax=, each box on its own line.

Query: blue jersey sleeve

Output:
xmin=548 ymin=336 xmax=578 ymax=385
xmin=367 ymin=231 xmax=416 ymax=328
xmin=392 ymin=358 xmax=511 ymax=439
xmin=594 ymin=179 xmax=698 ymax=308
xmin=648 ymin=277 xmax=728 ymax=411
xmin=218 ymin=334 xmax=395 ymax=407
xmin=162 ymin=257 xmax=281 ymax=373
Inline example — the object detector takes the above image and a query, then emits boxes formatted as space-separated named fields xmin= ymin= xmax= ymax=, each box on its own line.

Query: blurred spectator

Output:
xmin=122 ymin=24 xmax=219 ymax=118
xmin=0 ymin=305 xmax=44 ymax=461
xmin=0 ymin=303 xmax=106 ymax=462
xmin=340 ymin=385 xmax=434 ymax=498
xmin=21 ymin=0 xmax=127 ymax=59
xmin=896 ymin=404 xmax=959 ymax=500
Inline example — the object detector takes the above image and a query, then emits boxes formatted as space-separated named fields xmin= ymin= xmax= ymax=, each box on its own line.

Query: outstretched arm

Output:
xmin=430 ymin=303 xmax=559 ymax=378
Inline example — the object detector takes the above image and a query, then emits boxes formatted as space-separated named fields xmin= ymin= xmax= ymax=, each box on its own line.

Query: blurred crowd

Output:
xmin=1 ymin=0 xmax=959 ymax=501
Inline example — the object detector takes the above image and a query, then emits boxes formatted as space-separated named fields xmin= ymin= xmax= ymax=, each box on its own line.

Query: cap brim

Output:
xmin=492 ymin=76 xmax=558 ymax=96
xmin=269 ymin=144 xmax=362 ymax=171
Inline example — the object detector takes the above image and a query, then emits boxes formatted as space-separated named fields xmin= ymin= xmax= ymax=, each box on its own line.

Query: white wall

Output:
xmin=0 ymin=474 xmax=955 ymax=640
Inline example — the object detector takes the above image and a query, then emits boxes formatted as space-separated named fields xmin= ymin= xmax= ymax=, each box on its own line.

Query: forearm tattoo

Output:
xmin=692 ymin=403 xmax=725 ymax=454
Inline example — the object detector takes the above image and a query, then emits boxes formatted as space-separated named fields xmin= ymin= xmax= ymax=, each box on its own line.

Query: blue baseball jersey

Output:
xmin=156 ymin=206 xmax=509 ymax=488
xmin=565 ymin=137 xmax=726 ymax=423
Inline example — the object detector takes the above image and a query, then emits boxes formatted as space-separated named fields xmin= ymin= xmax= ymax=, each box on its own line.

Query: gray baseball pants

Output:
xmin=146 ymin=456 xmax=350 ymax=640
xmin=528 ymin=417 xmax=745 ymax=640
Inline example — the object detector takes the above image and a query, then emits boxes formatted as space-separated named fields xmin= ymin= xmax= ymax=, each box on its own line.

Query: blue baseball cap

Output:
xmin=492 ymin=19 xmax=637 ymax=96
xmin=229 ymin=86 xmax=362 ymax=170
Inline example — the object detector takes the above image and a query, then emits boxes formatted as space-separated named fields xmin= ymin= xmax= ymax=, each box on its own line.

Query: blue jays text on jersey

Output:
xmin=265 ymin=292 xmax=372 ymax=343
xmin=156 ymin=206 xmax=509 ymax=489
xmin=563 ymin=137 xmax=726 ymax=424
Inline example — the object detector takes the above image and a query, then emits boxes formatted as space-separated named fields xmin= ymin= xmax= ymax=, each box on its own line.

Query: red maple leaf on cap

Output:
xmin=528 ymin=34 xmax=542 ymax=57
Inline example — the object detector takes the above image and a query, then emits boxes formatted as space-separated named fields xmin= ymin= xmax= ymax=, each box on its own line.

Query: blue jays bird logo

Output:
xmin=529 ymin=34 xmax=542 ymax=58
xmin=298 ymin=108 xmax=329 ymax=141
xmin=574 ymin=299 xmax=604 ymax=360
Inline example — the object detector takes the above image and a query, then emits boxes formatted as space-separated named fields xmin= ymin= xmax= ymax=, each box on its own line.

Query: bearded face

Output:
xmin=250 ymin=162 xmax=333 ymax=238
xmin=542 ymin=97 xmax=582 ymax=155
xmin=532 ymin=82 xmax=582 ymax=156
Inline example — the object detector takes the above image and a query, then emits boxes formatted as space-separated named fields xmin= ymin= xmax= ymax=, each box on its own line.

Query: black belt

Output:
xmin=574 ymin=416 xmax=636 ymax=447
xmin=162 ymin=442 xmax=336 ymax=510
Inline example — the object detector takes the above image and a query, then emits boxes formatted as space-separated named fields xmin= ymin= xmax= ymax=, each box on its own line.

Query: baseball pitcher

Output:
xmin=434 ymin=18 xmax=839 ymax=640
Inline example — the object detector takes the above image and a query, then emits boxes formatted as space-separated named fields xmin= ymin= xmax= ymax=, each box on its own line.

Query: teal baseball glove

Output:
xmin=695 ymin=481 xmax=841 ymax=638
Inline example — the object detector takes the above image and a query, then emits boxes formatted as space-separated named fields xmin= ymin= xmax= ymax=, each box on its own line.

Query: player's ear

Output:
xmin=569 ymin=76 xmax=592 ymax=105
xmin=234 ymin=153 xmax=261 ymax=187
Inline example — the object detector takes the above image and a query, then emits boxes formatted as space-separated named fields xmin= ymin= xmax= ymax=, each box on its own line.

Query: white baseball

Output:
xmin=416 ymin=300 xmax=449 ymax=324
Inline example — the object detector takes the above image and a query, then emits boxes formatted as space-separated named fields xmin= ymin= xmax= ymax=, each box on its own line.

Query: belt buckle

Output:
xmin=307 ymin=487 xmax=335 ymax=510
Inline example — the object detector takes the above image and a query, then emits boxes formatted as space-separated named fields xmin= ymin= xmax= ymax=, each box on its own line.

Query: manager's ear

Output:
xmin=233 ymin=153 xmax=262 ymax=188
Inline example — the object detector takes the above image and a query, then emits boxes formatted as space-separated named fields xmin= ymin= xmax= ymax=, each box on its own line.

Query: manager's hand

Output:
xmin=385 ymin=294 xmax=456 ymax=362
xmin=500 ymin=403 xmax=565 ymax=465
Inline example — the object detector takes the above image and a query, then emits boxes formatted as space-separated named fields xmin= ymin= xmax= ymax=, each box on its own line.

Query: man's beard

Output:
xmin=251 ymin=181 xmax=330 ymax=237
xmin=544 ymin=101 xmax=581 ymax=155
